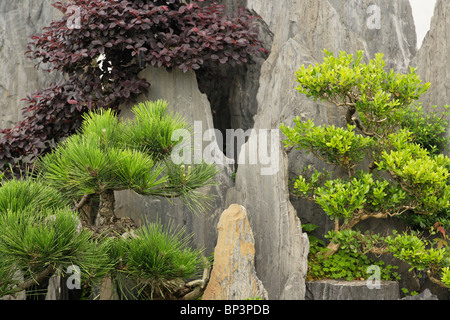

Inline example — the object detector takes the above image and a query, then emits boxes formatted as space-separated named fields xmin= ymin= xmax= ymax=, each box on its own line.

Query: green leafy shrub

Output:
xmin=400 ymin=105 xmax=450 ymax=154
xmin=282 ymin=50 xmax=450 ymax=288
xmin=442 ymin=268 xmax=450 ymax=287
xmin=308 ymin=246 xmax=398 ymax=282
xmin=282 ymin=119 xmax=374 ymax=176
xmin=305 ymin=225 xmax=399 ymax=282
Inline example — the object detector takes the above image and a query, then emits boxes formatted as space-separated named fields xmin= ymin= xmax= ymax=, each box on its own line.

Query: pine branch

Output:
xmin=9 ymin=265 xmax=55 ymax=296
xmin=73 ymin=194 xmax=91 ymax=212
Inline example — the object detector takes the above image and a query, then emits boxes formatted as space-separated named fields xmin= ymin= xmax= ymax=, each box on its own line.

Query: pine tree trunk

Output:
xmin=97 ymin=189 xmax=116 ymax=226
xmin=89 ymin=189 xmax=136 ymax=238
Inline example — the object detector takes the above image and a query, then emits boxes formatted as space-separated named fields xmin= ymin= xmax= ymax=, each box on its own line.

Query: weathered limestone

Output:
xmin=203 ymin=204 xmax=268 ymax=300
xmin=226 ymin=136 xmax=310 ymax=300
xmin=401 ymin=289 xmax=438 ymax=300
xmin=327 ymin=0 xmax=417 ymax=72
xmin=306 ymin=280 xmax=400 ymax=300
xmin=280 ymin=272 xmax=308 ymax=300
xmin=0 ymin=0 xmax=63 ymax=129
xmin=411 ymin=0 xmax=450 ymax=126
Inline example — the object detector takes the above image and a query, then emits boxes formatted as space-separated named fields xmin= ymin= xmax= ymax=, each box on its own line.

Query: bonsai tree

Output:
xmin=281 ymin=50 xmax=450 ymax=288
xmin=38 ymin=99 xmax=219 ymax=236
xmin=109 ymin=220 xmax=210 ymax=300
xmin=0 ymin=179 xmax=208 ymax=300
xmin=1 ymin=100 xmax=217 ymax=300
xmin=0 ymin=177 xmax=112 ymax=299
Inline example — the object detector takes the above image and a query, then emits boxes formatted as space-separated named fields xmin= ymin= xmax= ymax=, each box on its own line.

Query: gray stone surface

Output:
xmin=280 ymin=272 xmax=308 ymax=300
xmin=306 ymin=280 xmax=400 ymax=300
xmin=327 ymin=0 xmax=417 ymax=72
xmin=0 ymin=0 xmax=63 ymax=129
xmin=411 ymin=0 xmax=450 ymax=139
xmin=226 ymin=139 xmax=310 ymax=301
xmin=401 ymin=289 xmax=438 ymax=300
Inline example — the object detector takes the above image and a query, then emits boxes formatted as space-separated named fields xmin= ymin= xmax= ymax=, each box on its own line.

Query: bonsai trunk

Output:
xmin=97 ymin=189 xmax=116 ymax=226
xmin=86 ymin=189 xmax=136 ymax=238
xmin=324 ymin=242 xmax=341 ymax=258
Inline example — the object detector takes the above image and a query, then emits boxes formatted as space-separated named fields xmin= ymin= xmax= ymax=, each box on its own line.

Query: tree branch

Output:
xmin=10 ymin=265 xmax=55 ymax=296
xmin=73 ymin=194 xmax=92 ymax=212
xmin=427 ymin=271 xmax=448 ymax=289
xmin=352 ymin=117 xmax=377 ymax=137
xmin=345 ymin=105 xmax=357 ymax=126
xmin=344 ymin=207 xmax=415 ymax=230
xmin=182 ymin=257 xmax=211 ymax=300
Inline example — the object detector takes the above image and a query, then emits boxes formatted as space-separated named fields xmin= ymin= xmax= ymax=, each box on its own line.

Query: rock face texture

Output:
xmin=0 ymin=0 xmax=427 ymax=300
xmin=411 ymin=0 xmax=450 ymax=116
xmin=401 ymin=289 xmax=438 ymax=301
xmin=327 ymin=0 xmax=417 ymax=72
xmin=306 ymin=280 xmax=400 ymax=300
xmin=0 ymin=0 xmax=62 ymax=129
xmin=203 ymin=204 xmax=268 ymax=300
xmin=224 ymin=0 xmax=417 ymax=300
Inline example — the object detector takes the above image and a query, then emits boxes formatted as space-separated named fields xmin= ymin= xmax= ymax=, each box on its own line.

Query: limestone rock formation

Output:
xmin=0 ymin=0 xmax=62 ymax=129
xmin=327 ymin=0 xmax=417 ymax=72
xmin=0 ymin=0 xmax=423 ymax=301
xmin=225 ymin=0 xmax=417 ymax=300
xmin=411 ymin=0 xmax=450 ymax=116
xmin=203 ymin=204 xmax=268 ymax=300
xmin=401 ymin=289 xmax=438 ymax=301
xmin=306 ymin=280 xmax=400 ymax=300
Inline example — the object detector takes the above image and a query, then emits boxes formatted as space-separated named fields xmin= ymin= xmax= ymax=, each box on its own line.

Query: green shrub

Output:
xmin=400 ymin=105 xmax=450 ymax=154
xmin=0 ymin=178 xmax=70 ymax=213
xmin=307 ymin=241 xmax=399 ymax=282
xmin=282 ymin=50 xmax=450 ymax=288
xmin=38 ymin=99 xmax=220 ymax=228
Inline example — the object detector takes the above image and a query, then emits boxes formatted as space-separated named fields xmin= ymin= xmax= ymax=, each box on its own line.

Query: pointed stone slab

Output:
xmin=203 ymin=204 xmax=268 ymax=300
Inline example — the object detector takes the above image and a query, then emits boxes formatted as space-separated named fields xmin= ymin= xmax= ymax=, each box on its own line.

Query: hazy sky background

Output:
xmin=409 ymin=0 xmax=437 ymax=48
